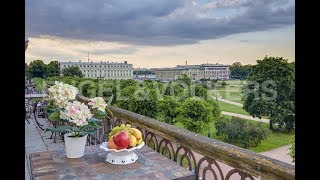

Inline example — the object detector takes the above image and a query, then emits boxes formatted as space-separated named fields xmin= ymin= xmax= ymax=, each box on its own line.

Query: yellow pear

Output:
xmin=129 ymin=134 xmax=137 ymax=147
xmin=131 ymin=128 xmax=142 ymax=140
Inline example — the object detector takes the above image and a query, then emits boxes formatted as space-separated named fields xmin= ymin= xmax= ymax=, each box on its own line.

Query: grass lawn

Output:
xmin=210 ymin=87 xmax=244 ymax=103
xmin=174 ymin=115 xmax=294 ymax=153
xmin=217 ymin=101 xmax=250 ymax=116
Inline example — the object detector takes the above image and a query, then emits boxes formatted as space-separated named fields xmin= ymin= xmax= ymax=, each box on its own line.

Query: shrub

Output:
xmin=156 ymin=96 xmax=181 ymax=125
xmin=177 ymin=97 xmax=213 ymax=133
xmin=289 ymin=136 xmax=295 ymax=162
xmin=215 ymin=117 xmax=271 ymax=148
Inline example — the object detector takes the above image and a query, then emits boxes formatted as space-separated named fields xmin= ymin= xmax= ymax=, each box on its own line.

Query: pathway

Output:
xmin=222 ymin=111 xmax=270 ymax=123
xmin=25 ymin=116 xmax=48 ymax=180
xmin=217 ymin=97 xmax=243 ymax=107
xmin=259 ymin=145 xmax=295 ymax=165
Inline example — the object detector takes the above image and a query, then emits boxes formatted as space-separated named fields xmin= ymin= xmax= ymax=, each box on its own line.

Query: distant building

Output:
xmin=201 ymin=63 xmax=230 ymax=80
xmin=59 ymin=60 xmax=133 ymax=79
xmin=232 ymin=62 xmax=242 ymax=67
xmin=154 ymin=63 xmax=230 ymax=81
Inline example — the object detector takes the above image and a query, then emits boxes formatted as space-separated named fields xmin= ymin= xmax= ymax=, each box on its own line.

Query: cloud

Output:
xmin=77 ymin=47 xmax=138 ymax=55
xmin=26 ymin=0 xmax=294 ymax=46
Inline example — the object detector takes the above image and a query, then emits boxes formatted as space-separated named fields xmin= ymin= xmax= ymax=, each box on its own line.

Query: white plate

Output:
xmin=100 ymin=141 xmax=145 ymax=152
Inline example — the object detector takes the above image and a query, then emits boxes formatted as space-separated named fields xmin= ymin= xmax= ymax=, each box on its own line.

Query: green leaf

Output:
xmin=83 ymin=129 xmax=98 ymax=134
xmin=44 ymin=105 xmax=59 ymax=113
xmin=33 ymin=77 xmax=46 ymax=91
xmin=88 ymin=117 xmax=102 ymax=123
xmin=88 ymin=121 xmax=100 ymax=128
xmin=49 ymin=111 xmax=60 ymax=121
xmin=31 ymin=97 xmax=44 ymax=103
xmin=45 ymin=125 xmax=71 ymax=133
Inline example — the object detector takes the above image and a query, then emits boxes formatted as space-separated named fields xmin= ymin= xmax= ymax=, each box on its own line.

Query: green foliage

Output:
xmin=221 ymin=81 xmax=227 ymax=87
xmin=243 ymin=56 xmax=295 ymax=131
xmin=214 ymin=117 xmax=271 ymax=148
xmin=32 ymin=77 xmax=47 ymax=91
xmin=205 ymin=98 xmax=222 ymax=119
xmin=44 ymin=99 xmax=104 ymax=138
xmin=28 ymin=60 xmax=47 ymax=78
xmin=230 ymin=65 xmax=253 ymax=80
xmin=116 ymin=85 xmax=137 ymax=110
xmin=46 ymin=61 xmax=60 ymax=77
xmin=129 ymin=87 xmax=158 ymax=118
xmin=177 ymin=97 xmax=215 ymax=133
xmin=177 ymin=74 xmax=191 ymax=86
xmin=156 ymin=96 xmax=181 ymax=125
xmin=289 ymin=136 xmax=295 ymax=162
xmin=61 ymin=66 xmax=84 ymax=78
xmin=193 ymin=84 xmax=208 ymax=99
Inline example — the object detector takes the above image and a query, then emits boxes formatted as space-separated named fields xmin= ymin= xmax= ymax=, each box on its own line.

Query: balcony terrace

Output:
xmin=25 ymin=85 xmax=295 ymax=180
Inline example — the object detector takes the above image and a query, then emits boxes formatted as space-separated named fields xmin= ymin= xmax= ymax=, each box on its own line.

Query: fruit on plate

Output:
xmin=113 ymin=131 xmax=130 ymax=149
xmin=131 ymin=128 xmax=142 ymax=140
xmin=129 ymin=134 xmax=137 ymax=147
xmin=107 ymin=135 xmax=119 ymax=149
xmin=107 ymin=124 xmax=143 ymax=149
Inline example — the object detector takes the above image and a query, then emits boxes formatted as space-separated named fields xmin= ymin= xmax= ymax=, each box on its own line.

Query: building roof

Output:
xmin=59 ymin=61 xmax=132 ymax=65
xmin=200 ymin=63 xmax=229 ymax=67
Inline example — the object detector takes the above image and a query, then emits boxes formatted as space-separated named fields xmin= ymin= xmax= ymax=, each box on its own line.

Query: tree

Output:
xmin=193 ymin=84 xmax=208 ymax=99
xmin=116 ymin=85 xmax=137 ymax=110
xmin=221 ymin=81 xmax=227 ymax=87
xmin=62 ymin=66 xmax=84 ymax=78
xmin=46 ymin=61 xmax=60 ymax=77
xmin=156 ymin=96 xmax=181 ymax=125
xmin=205 ymin=97 xmax=222 ymax=120
xmin=177 ymin=97 xmax=213 ymax=133
xmin=28 ymin=60 xmax=47 ymax=78
xmin=177 ymin=74 xmax=191 ymax=86
xmin=243 ymin=56 xmax=295 ymax=131
xmin=230 ymin=65 xmax=253 ymax=79
xmin=129 ymin=87 xmax=158 ymax=118
xmin=215 ymin=117 xmax=271 ymax=148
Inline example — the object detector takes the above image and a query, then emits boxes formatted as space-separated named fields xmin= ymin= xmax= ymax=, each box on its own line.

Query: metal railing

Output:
xmin=76 ymin=94 xmax=295 ymax=180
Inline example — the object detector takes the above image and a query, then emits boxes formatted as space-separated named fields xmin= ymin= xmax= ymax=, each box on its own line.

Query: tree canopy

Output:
xmin=28 ymin=60 xmax=47 ymax=78
xmin=230 ymin=65 xmax=253 ymax=80
xmin=61 ymin=66 xmax=84 ymax=78
xmin=243 ymin=56 xmax=295 ymax=131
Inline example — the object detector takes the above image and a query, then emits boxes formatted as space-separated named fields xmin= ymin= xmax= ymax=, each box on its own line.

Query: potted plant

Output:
xmin=44 ymin=81 xmax=109 ymax=158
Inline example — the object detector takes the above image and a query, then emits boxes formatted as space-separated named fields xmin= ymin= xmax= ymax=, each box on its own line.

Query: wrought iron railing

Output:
xmin=76 ymin=94 xmax=295 ymax=180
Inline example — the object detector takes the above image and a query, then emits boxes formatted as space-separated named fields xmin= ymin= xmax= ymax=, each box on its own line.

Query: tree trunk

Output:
xmin=269 ymin=120 xmax=273 ymax=130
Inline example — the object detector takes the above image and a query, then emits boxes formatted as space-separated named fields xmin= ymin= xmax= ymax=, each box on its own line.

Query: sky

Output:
xmin=25 ymin=0 xmax=295 ymax=68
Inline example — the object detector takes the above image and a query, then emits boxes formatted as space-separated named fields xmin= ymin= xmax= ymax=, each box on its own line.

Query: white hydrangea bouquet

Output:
xmin=44 ymin=81 xmax=108 ymax=138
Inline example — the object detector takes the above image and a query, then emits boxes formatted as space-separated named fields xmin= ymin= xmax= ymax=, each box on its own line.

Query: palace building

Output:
xmin=59 ymin=60 xmax=133 ymax=79
xmin=154 ymin=63 xmax=230 ymax=81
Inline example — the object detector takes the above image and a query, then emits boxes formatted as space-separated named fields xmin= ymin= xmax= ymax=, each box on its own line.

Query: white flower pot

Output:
xmin=64 ymin=133 xmax=88 ymax=158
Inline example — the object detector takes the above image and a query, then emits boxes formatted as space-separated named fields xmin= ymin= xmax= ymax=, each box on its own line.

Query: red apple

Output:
xmin=113 ymin=131 xmax=130 ymax=149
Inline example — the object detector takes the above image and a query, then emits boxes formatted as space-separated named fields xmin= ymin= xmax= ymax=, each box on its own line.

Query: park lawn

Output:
xmin=174 ymin=115 xmax=294 ymax=153
xmin=210 ymin=87 xmax=244 ymax=103
xmin=224 ymin=80 xmax=247 ymax=85
xmin=217 ymin=100 xmax=250 ymax=116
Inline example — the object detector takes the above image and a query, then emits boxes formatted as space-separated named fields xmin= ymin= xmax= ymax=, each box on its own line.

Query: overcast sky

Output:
xmin=25 ymin=0 xmax=295 ymax=68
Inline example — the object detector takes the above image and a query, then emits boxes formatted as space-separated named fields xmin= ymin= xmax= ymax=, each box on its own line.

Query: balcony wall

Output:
xmin=76 ymin=94 xmax=295 ymax=180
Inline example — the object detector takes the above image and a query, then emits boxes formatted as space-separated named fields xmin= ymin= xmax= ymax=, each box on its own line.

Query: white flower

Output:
xmin=60 ymin=101 xmax=93 ymax=127
xmin=48 ymin=81 xmax=78 ymax=108
xmin=88 ymin=97 xmax=107 ymax=112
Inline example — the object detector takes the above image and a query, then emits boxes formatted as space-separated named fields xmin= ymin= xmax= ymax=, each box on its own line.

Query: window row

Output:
xmin=62 ymin=65 xmax=131 ymax=68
